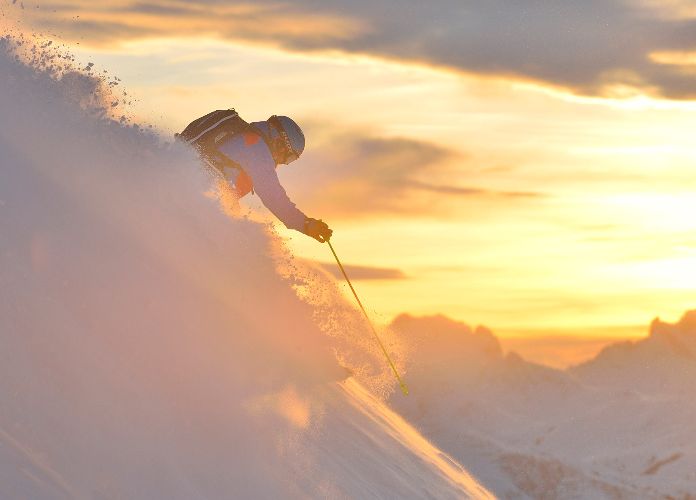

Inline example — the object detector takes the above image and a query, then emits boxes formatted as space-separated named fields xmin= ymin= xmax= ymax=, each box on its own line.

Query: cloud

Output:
xmin=19 ymin=0 xmax=696 ymax=98
xmin=22 ymin=1 xmax=367 ymax=47
xmin=45 ymin=19 xmax=155 ymax=44
xmin=405 ymin=180 xmax=541 ymax=199
xmin=285 ymin=133 xmax=544 ymax=218
xmin=118 ymin=2 xmax=194 ymax=16
xmin=313 ymin=261 xmax=407 ymax=280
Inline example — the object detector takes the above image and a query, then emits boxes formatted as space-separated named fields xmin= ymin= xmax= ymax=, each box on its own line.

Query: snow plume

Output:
xmin=0 ymin=37 xmax=490 ymax=498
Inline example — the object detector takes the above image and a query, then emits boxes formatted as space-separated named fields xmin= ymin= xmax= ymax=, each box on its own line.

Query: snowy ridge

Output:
xmin=389 ymin=314 xmax=696 ymax=499
xmin=0 ymin=37 xmax=491 ymax=499
xmin=572 ymin=311 xmax=696 ymax=394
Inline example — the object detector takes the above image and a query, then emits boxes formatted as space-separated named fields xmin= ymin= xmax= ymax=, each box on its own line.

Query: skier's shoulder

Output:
xmin=218 ymin=127 xmax=275 ymax=169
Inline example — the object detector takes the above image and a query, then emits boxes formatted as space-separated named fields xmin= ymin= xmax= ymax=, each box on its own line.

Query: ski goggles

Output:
xmin=268 ymin=115 xmax=299 ymax=164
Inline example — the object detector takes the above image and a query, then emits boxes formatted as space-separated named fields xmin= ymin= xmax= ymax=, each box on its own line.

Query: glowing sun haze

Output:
xmin=7 ymin=0 xmax=696 ymax=339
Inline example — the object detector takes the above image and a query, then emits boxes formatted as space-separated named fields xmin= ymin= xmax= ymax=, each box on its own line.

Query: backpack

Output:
xmin=177 ymin=109 xmax=270 ymax=172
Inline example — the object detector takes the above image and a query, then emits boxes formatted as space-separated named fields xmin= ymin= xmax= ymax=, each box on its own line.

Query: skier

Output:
xmin=178 ymin=109 xmax=333 ymax=243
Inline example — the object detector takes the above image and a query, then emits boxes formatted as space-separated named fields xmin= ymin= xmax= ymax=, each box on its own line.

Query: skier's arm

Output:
xmin=246 ymin=158 xmax=308 ymax=232
xmin=217 ymin=133 xmax=331 ymax=240
xmin=247 ymin=162 xmax=332 ymax=241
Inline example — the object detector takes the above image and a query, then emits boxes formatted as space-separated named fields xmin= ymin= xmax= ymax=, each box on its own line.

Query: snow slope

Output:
xmin=389 ymin=314 xmax=696 ymax=499
xmin=0 ymin=36 xmax=491 ymax=499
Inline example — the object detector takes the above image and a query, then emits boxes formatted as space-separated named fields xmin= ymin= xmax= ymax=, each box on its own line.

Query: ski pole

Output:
xmin=327 ymin=240 xmax=409 ymax=396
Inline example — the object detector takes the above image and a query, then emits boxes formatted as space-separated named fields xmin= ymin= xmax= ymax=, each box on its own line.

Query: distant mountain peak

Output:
xmin=572 ymin=309 xmax=696 ymax=394
xmin=390 ymin=313 xmax=502 ymax=360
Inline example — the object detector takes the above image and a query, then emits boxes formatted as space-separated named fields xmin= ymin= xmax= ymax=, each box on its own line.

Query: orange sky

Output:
xmin=6 ymin=0 xmax=696 ymax=339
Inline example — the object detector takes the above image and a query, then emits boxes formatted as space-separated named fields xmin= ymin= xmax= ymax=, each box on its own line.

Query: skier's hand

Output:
xmin=304 ymin=218 xmax=333 ymax=243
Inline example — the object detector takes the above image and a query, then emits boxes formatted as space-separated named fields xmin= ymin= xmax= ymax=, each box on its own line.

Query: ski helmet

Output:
xmin=267 ymin=115 xmax=305 ymax=164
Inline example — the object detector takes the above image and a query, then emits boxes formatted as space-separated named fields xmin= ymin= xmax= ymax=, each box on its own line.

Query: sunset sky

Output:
xmin=6 ymin=0 xmax=696 ymax=340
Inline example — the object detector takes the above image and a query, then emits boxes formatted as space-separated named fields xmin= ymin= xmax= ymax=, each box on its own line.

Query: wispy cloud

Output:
xmin=313 ymin=261 xmax=407 ymax=280
xmin=18 ymin=0 xmax=696 ymax=98
xmin=404 ymin=180 xmax=541 ymax=199
xmin=22 ymin=1 xmax=367 ymax=47
xmin=286 ymin=134 xmax=544 ymax=218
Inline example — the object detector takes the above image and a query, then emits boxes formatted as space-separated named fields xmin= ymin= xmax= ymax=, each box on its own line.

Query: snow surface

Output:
xmin=389 ymin=314 xmax=696 ymax=499
xmin=0 ymin=37 xmax=492 ymax=499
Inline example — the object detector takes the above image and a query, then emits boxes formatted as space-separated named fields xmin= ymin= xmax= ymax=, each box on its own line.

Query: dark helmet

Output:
xmin=267 ymin=115 xmax=305 ymax=164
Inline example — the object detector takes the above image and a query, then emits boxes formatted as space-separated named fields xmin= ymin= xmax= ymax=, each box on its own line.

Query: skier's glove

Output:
xmin=304 ymin=218 xmax=333 ymax=243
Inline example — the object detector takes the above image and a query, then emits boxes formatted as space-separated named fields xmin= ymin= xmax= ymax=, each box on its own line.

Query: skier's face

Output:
xmin=275 ymin=143 xmax=298 ymax=165
xmin=268 ymin=117 xmax=299 ymax=165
